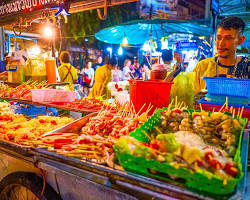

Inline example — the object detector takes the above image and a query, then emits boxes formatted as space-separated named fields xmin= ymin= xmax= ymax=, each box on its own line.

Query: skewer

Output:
xmin=226 ymin=96 xmax=228 ymax=110
xmin=136 ymin=103 xmax=146 ymax=117
xmin=168 ymin=99 xmax=174 ymax=110
xmin=175 ymin=96 xmax=177 ymax=108
xmin=240 ymin=106 xmax=244 ymax=118
xmin=141 ymin=130 xmax=151 ymax=140
xmin=237 ymin=107 xmax=241 ymax=117
xmin=232 ymin=109 xmax=235 ymax=119
xmin=179 ymin=102 xmax=184 ymax=109
xmin=199 ymin=103 xmax=203 ymax=112
xmin=57 ymin=150 xmax=99 ymax=154
xmin=93 ymin=139 xmax=112 ymax=145
xmin=230 ymin=106 xmax=233 ymax=113
xmin=219 ymin=102 xmax=226 ymax=112
xmin=130 ymin=101 xmax=136 ymax=117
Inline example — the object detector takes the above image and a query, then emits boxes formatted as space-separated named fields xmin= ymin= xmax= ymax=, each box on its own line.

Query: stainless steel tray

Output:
xmin=42 ymin=112 xmax=97 ymax=135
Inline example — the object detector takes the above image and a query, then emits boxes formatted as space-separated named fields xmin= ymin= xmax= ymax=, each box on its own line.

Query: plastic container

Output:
xmin=7 ymin=59 xmax=24 ymax=83
xmin=45 ymin=58 xmax=57 ymax=84
xmin=202 ymin=77 xmax=250 ymax=99
xmin=205 ymin=94 xmax=250 ymax=105
xmin=31 ymin=89 xmax=76 ymax=103
xmin=13 ymin=103 xmax=58 ymax=118
xmin=198 ymin=98 xmax=250 ymax=120
xmin=115 ymin=108 xmax=248 ymax=196
xmin=129 ymin=80 xmax=173 ymax=115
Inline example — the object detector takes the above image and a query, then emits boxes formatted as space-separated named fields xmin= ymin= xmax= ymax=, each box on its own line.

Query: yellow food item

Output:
xmin=182 ymin=145 xmax=203 ymax=164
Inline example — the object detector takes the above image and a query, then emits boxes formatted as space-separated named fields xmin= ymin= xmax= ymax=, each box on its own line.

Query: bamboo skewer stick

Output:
xmin=179 ymin=102 xmax=184 ymax=109
xmin=230 ymin=106 xmax=233 ymax=113
xmin=168 ymin=99 xmax=174 ymax=110
xmin=226 ymin=96 xmax=228 ymax=110
xmin=136 ymin=103 xmax=146 ymax=117
xmin=240 ymin=106 xmax=244 ymax=118
xmin=237 ymin=107 xmax=241 ymax=117
xmin=219 ymin=102 xmax=226 ymax=112
xmin=199 ymin=103 xmax=203 ymax=112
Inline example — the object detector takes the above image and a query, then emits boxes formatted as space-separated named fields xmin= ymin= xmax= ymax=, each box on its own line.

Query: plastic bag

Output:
xmin=169 ymin=72 xmax=195 ymax=108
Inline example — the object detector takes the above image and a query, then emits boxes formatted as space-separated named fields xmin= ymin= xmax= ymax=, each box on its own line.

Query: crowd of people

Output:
xmin=63 ymin=53 xmax=153 ymax=97
xmin=56 ymin=47 xmax=208 ymax=97
xmin=0 ymin=16 xmax=248 ymax=99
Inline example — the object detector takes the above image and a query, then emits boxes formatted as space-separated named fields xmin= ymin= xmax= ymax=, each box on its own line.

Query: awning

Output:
xmin=219 ymin=0 xmax=249 ymax=16
xmin=0 ymin=0 xmax=137 ymax=27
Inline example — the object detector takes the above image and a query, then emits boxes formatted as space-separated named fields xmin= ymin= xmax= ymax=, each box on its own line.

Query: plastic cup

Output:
xmin=45 ymin=58 xmax=57 ymax=84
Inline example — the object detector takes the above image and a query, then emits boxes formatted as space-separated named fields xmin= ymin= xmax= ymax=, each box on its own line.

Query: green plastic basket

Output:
xmin=115 ymin=108 xmax=248 ymax=196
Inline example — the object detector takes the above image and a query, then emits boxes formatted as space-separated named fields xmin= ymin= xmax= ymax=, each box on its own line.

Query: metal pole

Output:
xmin=0 ymin=27 xmax=5 ymax=60
xmin=52 ymin=37 xmax=55 ymax=58
xmin=211 ymin=11 xmax=217 ymax=56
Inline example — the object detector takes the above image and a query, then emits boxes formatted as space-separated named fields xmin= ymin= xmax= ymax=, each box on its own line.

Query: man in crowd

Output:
xmin=194 ymin=17 xmax=249 ymax=93
xmin=92 ymin=56 xmax=103 ymax=71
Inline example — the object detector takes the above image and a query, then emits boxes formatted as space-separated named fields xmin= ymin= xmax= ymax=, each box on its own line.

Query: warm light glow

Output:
xmin=107 ymin=47 xmax=112 ymax=55
xmin=43 ymin=26 xmax=54 ymax=38
xmin=142 ymin=42 xmax=151 ymax=52
xmin=28 ymin=46 xmax=41 ymax=55
xmin=118 ymin=46 xmax=123 ymax=55
xmin=122 ymin=36 xmax=128 ymax=45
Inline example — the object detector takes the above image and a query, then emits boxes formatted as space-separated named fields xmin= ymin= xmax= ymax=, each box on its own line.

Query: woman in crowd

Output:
xmin=81 ymin=60 xmax=94 ymax=96
xmin=112 ymin=65 xmax=123 ymax=82
xmin=89 ymin=54 xmax=118 ymax=98
xmin=122 ymin=59 xmax=132 ymax=81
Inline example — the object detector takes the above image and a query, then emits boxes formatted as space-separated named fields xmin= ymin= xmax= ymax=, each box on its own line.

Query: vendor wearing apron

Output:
xmin=194 ymin=17 xmax=249 ymax=94
xmin=58 ymin=51 xmax=78 ymax=86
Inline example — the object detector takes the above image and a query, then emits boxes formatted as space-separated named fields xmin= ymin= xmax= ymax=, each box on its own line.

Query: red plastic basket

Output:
xmin=129 ymin=80 xmax=173 ymax=115
xmin=199 ymin=102 xmax=250 ymax=121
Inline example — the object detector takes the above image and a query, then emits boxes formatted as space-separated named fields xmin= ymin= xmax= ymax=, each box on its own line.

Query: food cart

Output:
xmin=0 ymin=1 xmax=249 ymax=200
xmin=0 ymin=110 xmax=248 ymax=200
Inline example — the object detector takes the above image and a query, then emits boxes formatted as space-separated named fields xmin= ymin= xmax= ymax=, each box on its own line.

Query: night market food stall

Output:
xmin=0 ymin=1 xmax=249 ymax=200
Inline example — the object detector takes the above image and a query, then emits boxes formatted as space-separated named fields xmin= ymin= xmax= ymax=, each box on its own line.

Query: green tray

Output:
xmin=115 ymin=108 xmax=248 ymax=196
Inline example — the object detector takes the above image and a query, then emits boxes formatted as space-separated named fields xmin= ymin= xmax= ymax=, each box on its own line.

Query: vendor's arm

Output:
xmin=193 ymin=61 xmax=203 ymax=94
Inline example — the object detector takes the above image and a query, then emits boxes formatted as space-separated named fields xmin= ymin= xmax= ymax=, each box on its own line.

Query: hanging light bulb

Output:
xmin=142 ymin=41 xmax=151 ymax=52
xmin=122 ymin=36 xmax=128 ymax=45
xmin=107 ymin=47 xmax=112 ymax=55
xmin=118 ymin=46 xmax=123 ymax=55
xmin=161 ymin=36 xmax=168 ymax=50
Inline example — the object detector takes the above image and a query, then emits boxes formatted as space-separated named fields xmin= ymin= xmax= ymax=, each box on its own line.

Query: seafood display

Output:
xmin=0 ymin=101 xmax=12 ymax=114
xmin=0 ymin=111 xmax=73 ymax=142
xmin=56 ymin=97 xmax=113 ymax=111
xmin=81 ymin=109 xmax=143 ymax=139
xmin=115 ymin=106 xmax=246 ymax=187
xmin=38 ymin=109 xmax=142 ymax=163
xmin=158 ymin=108 xmax=242 ymax=155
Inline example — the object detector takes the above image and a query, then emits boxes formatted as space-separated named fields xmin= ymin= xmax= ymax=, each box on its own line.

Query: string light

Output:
xmin=122 ymin=36 xmax=128 ymax=45
xmin=118 ymin=46 xmax=123 ymax=55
